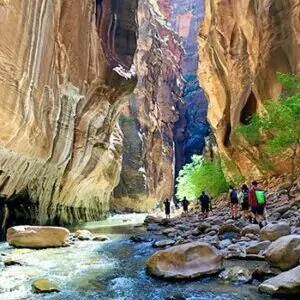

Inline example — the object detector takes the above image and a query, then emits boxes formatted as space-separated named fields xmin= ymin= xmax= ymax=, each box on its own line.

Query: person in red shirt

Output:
xmin=248 ymin=180 xmax=265 ymax=228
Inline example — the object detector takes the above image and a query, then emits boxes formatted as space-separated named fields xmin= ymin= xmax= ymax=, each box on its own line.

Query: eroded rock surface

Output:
xmin=0 ymin=0 xmax=137 ymax=231
xmin=198 ymin=0 xmax=300 ymax=178
xmin=111 ymin=0 xmax=185 ymax=211
xmin=147 ymin=242 xmax=223 ymax=279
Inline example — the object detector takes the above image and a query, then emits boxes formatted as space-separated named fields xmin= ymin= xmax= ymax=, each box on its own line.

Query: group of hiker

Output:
xmin=162 ymin=180 xmax=267 ymax=228
xmin=229 ymin=180 xmax=266 ymax=228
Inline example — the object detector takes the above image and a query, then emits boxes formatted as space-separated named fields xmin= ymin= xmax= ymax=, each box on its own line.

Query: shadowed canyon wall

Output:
xmin=199 ymin=0 xmax=300 ymax=180
xmin=111 ymin=0 xmax=185 ymax=212
xmin=0 ymin=0 xmax=137 ymax=235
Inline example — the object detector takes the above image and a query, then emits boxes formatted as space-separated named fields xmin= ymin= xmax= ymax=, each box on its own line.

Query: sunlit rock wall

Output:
xmin=111 ymin=0 xmax=185 ymax=212
xmin=199 ymin=0 xmax=300 ymax=179
xmin=0 ymin=0 xmax=137 ymax=233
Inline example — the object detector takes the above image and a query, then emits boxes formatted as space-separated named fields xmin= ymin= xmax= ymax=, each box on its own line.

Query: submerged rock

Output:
xmin=265 ymin=235 xmax=300 ymax=271
xmin=32 ymin=279 xmax=60 ymax=293
xmin=147 ymin=242 xmax=223 ymax=279
xmin=259 ymin=223 xmax=290 ymax=241
xmin=7 ymin=226 xmax=69 ymax=249
xmin=259 ymin=265 xmax=300 ymax=296
xmin=219 ymin=266 xmax=252 ymax=283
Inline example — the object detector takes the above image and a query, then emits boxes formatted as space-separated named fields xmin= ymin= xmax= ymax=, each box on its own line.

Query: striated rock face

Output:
xmin=111 ymin=0 xmax=185 ymax=212
xmin=198 ymin=0 xmax=300 ymax=178
xmin=170 ymin=0 xmax=209 ymax=168
xmin=0 ymin=0 xmax=137 ymax=233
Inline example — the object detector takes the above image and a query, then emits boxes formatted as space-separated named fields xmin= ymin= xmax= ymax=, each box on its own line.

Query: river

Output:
xmin=0 ymin=214 xmax=271 ymax=300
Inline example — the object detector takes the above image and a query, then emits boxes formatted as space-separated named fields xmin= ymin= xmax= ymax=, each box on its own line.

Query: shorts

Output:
xmin=241 ymin=202 xmax=249 ymax=211
xmin=230 ymin=198 xmax=239 ymax=205
xmin=201 ymin=204 xmax=209 ymax=213
xmin=251 ymin=206 xmax=264 ymax=215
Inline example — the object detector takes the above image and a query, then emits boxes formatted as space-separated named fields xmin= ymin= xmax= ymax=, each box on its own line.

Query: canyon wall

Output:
xmin=0 ymin=0 xmax=137 ymax=233
xmin=199 ymin=0 xmax=300 ymax=180
xmin=111 ymin=0 xmax=185 ymax=212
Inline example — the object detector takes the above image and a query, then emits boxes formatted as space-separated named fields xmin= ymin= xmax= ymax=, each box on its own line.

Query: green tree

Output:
xmin=176 ymin=155 xmax=228 ymax=200
xmin=238 ymin=73 xmax=300 ymax=181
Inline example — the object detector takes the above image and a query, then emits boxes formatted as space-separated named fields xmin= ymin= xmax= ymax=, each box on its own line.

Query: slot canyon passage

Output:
xmin=0 ymin=0 xmax=299 ymax=299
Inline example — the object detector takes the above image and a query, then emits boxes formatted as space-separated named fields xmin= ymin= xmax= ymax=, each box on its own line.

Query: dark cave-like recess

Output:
xmin=240 ymin=92 xmax=257 ymax=125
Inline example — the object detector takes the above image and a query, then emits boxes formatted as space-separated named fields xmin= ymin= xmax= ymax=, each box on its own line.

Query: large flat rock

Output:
xmin=7 ymin=226 xmax=70 ymax=248
xmin=265 ymin=234 xmax=300 ymax=271
xmin=259 ymin=265 xmax=300 ymax=296
xmin=147 ymin=242 xmax=223 ymax=279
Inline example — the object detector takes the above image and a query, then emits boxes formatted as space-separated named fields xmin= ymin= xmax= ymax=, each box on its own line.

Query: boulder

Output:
xmin=252 ymin=266 xmax=280 ymax=281
xmin=32 ymin=279 xmax=60 ymax=293
xmin=218 ymin=224 xmax=241 ymax=240
xmin=246 ymin=241 xmax=271 ymax=255
xmin=241 ymin=224 xmax=260 ymax=236
xmin=259 ymin=265 xmax=300 ymax=296
xmin=259 ymin=223 xmax=290 ymax=241
xmin=219 ymin=266 xmax=252 ymax=283
xmin=74 ymin=230 xmax=94 ymax=241
xmin=162 ymin=228 xmax=177 ymax=235
xmin=144 ymin=215 xmax=162 ymax=224
xmin=265 ymin=235 xmax=300 ymax=271
xmin=147 ymin=242 xmax=223 ymax=279
xmin=153 ymin=239 xmax=176 ymax=248
xmin=7 ymin=226 xmax=69 ymax=248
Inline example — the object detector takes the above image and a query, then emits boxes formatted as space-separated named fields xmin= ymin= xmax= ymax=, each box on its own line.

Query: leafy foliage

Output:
xmin=176 ymin=155 xmax=228 ymax=200
xmin=237 ymin=73 xmax=300 ymax=179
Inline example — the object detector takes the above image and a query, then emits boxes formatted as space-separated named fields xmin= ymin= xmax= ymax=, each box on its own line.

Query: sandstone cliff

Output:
xmin=0 ymin=0 xmax=137 ymax=232
xmin=199 ymin=0 xmax=300 ymax=179
xmin=111 ymin=0 xmax=185 ymax=212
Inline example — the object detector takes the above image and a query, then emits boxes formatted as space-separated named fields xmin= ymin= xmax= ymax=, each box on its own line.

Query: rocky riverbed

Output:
xmin=0 ymin=181 xmax=299 ymax=299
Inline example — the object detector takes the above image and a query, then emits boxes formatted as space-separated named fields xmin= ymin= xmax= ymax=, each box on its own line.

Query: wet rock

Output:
xmin=147 ymin=223 xmax=161 ymax=231
xmin=32 ymin=278 xmax=60 ymax=293
xmin=246 ymin=241 xmax=271 ymax=255
xmin=153 ymin=239 xmax=176 ymax=248
xmin=165 ymin=294 xmax=186 ymax=300
xmin=218 ymin=239 xmax=232 ymax=249
xmin=175 ymin=224 xmax=190 ymax=231
xmin=265 ymin=235 xmax=300 ymax=271
xmin=218 ymin=224 xmax=241 ymax=240
xmin=259 ymin=223 xmax=290 ymax=241
xmin=144 ymin=215 xmax=162 ymax=224
xmin=241 ymin=224 xmax=260 ymax=236
xmin=4 ymin=258 xmax=23 ymax=266
xmin=147 ymin=242 xmax=223 ymax=279
xmin=7 ymin=226 xmax=69 ymax=249
xmin=259 ymin=265 xmax=300 ymax=296
xmin=252 ymin=266 xmax=281 ymax=281
xmin=130 ymin=235 xmax=152 ymax=243
xmin=74 ymin=230 xmax=94 ymax=241
xmin=219 ymin=266 xmax=252 ymax=283
xmin=162 ymin=228 xmax=177 ymax=235
xmin=92 ymin=235 xmax=109 ymax=241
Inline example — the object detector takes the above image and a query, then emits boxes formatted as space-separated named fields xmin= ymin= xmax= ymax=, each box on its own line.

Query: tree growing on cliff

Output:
xmin=176 ymin=155 xmax=228 ymax=200
xmin=238 ymin=73 xmax=300 ymax=180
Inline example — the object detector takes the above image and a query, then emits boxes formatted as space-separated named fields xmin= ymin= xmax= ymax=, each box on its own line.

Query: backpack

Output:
xmin=231 ymin=189 xmax=238 ymax=200
xmin=255 ymin=190 xmax=266 ymax=205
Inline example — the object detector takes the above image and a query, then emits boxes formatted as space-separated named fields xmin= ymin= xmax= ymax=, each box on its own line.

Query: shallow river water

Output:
xmin=0 ymin=214 xmax=272 ymax=300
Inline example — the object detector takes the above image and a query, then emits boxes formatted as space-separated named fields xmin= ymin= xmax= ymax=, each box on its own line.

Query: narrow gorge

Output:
xmin=0 ymin=0 xmax=299 ymax=298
